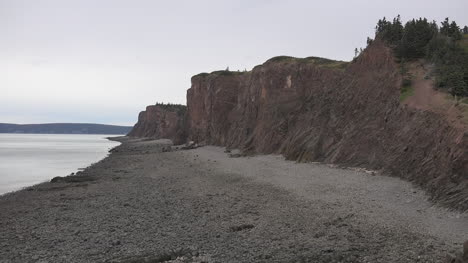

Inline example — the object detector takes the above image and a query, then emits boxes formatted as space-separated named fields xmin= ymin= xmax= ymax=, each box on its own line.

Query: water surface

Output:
xmin=0 ymin=134 xmax=120 ymax=195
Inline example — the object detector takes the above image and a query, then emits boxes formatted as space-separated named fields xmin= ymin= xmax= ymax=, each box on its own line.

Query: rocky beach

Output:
xmin=3 ymin=3 xmax=468 ymax=262
xmin=1 ymin=137 xmax=466 ymax=262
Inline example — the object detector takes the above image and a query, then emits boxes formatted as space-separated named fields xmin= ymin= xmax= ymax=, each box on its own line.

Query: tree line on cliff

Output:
xmin=372 ymin=16 xmax=468 ymax=97
xmin=154 ymin=102 xmax=187 ymax=117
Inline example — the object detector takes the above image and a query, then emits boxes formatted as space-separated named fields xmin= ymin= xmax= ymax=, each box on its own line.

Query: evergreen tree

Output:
xmin=464 ymin=26 xmax=468 ymax=34
xmin=440 ymin=18 xmax=462 ymax=39
xmin=430 ymin=20 xmax=439 ymax=34
xmin=391 ymin=15 xmax=404 ymax=43
xmin=375 ymin=17 xmax=388 ymax=34
xmin=449 ymin=21 xmax=462 ymax=40
xmin=375 ymin=15 xmax=403 ymax=45
xmin=397 ymin=18 xmax=434 ymax=58
xmin=440 ymin=18 xmax=450 ymax=36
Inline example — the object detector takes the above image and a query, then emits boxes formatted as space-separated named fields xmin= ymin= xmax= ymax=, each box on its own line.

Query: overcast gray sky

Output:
xmin=1 ymin=0 xmax=467 ymax=125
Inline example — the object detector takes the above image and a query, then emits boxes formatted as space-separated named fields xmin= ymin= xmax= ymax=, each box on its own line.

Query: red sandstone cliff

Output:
xmin=185 ymin=40 xmax=468 ymax=211
xmin=129 ymin=40 xmax=467 ymax=210
xmin=128 ymin=104 xmax=186 ymax=145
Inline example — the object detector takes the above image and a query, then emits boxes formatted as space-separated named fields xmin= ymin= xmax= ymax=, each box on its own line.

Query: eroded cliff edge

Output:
xmin=130 ymin=40 xmax=468 ymax=211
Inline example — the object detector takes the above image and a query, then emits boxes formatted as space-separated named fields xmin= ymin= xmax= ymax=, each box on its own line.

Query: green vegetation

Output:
xmin=266 ymin=56 xmax=298 ymax=63
xmin=400 ymin=86 xmax=414 ymax=101
xmin=193 ymin=70 xmax=248 ymax=78
xmin=374 ymin=16 xmax=468 ymax=97
xmin=210 ymin=70 xmax=246 ymax=76
xmin=400 ymin=80 xmax=414 ymax=101
xmin=193 ymin=72 xmax=210 ymax=78
xmin=195 ymin=55 xmax=349 ymax=79
xmin=155 ymin=102 xmax=187 ymax=117
xmin=305 ymin=56 xmax=349 ymax=70
xmin=266 ymin=56 xmax=348 ymax=70
xmin=399 ymin=61 xmax=414 ymax=101
xmin=460 ymin=34 xmax=468 ymax=53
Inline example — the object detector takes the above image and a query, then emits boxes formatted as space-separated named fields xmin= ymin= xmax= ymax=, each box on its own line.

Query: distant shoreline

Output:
xmin=0 ymin=132 xmax=128 ymax=135
xmin=0 ymin=123 xmax=132 ymax=135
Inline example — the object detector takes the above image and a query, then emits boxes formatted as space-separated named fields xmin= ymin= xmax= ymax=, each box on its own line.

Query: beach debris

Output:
xmin=111 ymin=240 xmax=121 ymax=246
xmin=229 ymin=224 xmax=254 ymax=232
xmin=50 ymin=173 xmax=95 ymax=183
xmin=116 ymin=248 xmax=199 ymax=262
xmin=108 ymin=146 xmax=118 ymax=153
xmin=181 ymin=141 xmax=199 ymax=150
xmin=161 ymin=146 xmax=172 ymax=152
xmin=228 ymin=153 xmax=242 ymax=158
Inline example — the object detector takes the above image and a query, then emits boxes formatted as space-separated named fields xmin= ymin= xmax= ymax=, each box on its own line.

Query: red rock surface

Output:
xmin=128 ymin=105 xmax=186 ymax=145
xmin=185 ymin=40 xmax=468 ymax=211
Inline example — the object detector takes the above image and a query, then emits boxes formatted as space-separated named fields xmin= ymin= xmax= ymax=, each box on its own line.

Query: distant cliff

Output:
xmin=0 ymin=123 xmax=132 ymax=135
xmin=128 ymin=104 xmax=186 ymax=145
xmin=130 ymin=40 xmax=468 ymax=211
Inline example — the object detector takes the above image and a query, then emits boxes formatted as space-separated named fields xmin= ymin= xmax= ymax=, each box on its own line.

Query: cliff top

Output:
xmin=193 ymin=55 xmax=349 ymax=80
xmin=264 ymin=56 xmax=349 ymax=70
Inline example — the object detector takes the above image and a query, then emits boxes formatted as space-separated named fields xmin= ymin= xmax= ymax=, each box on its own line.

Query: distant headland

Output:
xmin=0 ymin=123 xmax=132 ymax=135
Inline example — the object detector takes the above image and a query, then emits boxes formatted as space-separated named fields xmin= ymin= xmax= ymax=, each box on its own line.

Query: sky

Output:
xmin=1 ymin=0 xmax=467 ymax=126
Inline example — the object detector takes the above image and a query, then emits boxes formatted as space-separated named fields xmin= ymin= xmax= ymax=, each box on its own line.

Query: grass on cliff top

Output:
xmin=210 ymin=70 xmax=247 ymax=76
xmin=265 ymin=56 xmax=349 ymax=70
xmin=193 ymin=56 xmax=348 ymax=78
xmin=193 ymin=70 xmax=248 ymax=78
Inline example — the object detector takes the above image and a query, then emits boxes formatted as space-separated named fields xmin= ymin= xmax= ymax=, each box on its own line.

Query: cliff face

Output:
xmin=187 ymin=73 xmax=246 ymax=145
xmin=128 ymin=105 xmax=186 ymax=145
xmin=185 ymin=40 xmax=468 ymax=211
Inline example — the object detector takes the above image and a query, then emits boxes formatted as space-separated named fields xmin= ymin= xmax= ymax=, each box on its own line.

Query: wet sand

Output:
xmin=0 ymin=137 xmax=466 ymax=262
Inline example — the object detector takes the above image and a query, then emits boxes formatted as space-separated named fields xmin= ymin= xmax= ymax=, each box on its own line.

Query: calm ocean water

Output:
xmin=0 ymin=134 xmax=120 ymax=195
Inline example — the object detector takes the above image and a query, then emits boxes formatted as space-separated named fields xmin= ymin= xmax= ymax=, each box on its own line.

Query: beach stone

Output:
xmin=162 ymin=146 xmax=171 ymax=152
xmin=50 ymin=176 xmax=64 ymax=183
xmin=111 ymin=240 xmax=121 ymax=246
xmin=464 ymin=240 xmax=468 ymax=260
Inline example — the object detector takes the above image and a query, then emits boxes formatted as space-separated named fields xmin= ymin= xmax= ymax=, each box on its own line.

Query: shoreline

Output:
xmin=1 ymin=137 xmax=466 ymax=262
xmin=0 ymin=134 xmax=122 ymax=197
